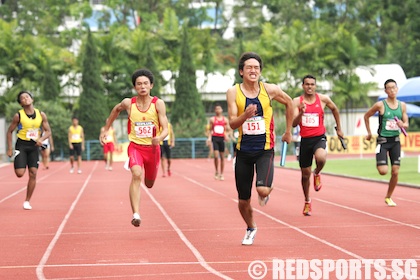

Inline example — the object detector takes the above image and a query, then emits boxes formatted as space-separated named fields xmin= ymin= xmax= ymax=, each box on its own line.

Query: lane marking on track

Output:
xmin=36 ymin=161 xmax=98 ymax=280
xmin=180 ymin=173 xmax=420 ymax=280
xmin=4 ymin=257 xmax=420 ymax=269
xmin=143 ymin=185 xmax=233 ymax=280
xmin=315 ymin=198 xmax=420 ymax=230
xmin=395 ymin=196 xmax=420 ymax=204
xmin=0 ymin=163 xmax=68 ymax=204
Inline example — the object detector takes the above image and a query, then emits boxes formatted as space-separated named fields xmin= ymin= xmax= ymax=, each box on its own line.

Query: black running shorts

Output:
xmin=70 ymin=142 xmax=82 ymax=156
xmin=376 ymin=136 xmax=401 ymax=166
xmin=235 ymin=149 xmax=274 ymax=200
xmin=160 ymin=140 xmax=171 ymax=159
xmin=14 ymin=138 xmax=39 ymax=169
xmin=299 ymin=135 xmax=327 ymax=168
xmin=212 ymin=136 xmax=225 ymax=152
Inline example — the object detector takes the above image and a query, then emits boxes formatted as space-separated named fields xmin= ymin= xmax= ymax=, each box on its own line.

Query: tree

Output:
xmin=144 ymin=43 xmax=162 ymax=98
xmin=171 ymin=23 xmax=206 ymax=137
xmin=76 ymin=28 xmax=108 ymax=140
xmin=41 ymin=61 xmax=61 ymax=101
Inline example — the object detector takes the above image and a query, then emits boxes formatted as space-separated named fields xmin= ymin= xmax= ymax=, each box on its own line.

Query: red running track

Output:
xmin=0 ymin=158 xmax=419 ymax=280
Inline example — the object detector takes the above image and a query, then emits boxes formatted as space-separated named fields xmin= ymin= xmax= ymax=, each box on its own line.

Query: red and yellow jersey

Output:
xmin=16 ymin=108 xmax=42 ymax=141
xmin=128 ymin=96 xmax=160 ymax=145
xmin=236 ymin=82 xmax=275 ymax=151
xmin=299 ymin=94 xmax=326 ymax=138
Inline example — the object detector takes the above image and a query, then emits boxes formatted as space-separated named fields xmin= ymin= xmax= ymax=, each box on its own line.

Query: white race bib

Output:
xmin=385 ymin=119 xmax=400 ymax=131
xmin=213 ymin=125 xmax=225 ymax=134
xmin=26 ymin=129 xmax=39 ymax=140
xmin=134 ymin=122 xmax=154 ymax=138
xmin=71 ymin=134 xmax=81 ymax=141
xmin=302 ymin=113 xmax=319 ymax=127
xmin=242 ymin=116 xmax=265 ymax=135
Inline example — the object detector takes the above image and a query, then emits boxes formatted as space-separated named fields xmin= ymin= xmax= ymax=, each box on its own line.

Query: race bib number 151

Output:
xmin=242 ymin=116 xmax=265 ymax=135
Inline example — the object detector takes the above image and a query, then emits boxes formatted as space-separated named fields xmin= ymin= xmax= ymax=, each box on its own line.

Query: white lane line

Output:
xmin=181 ymin=173 xmax=420 ymax=279
xmin=36 ymin=161 xmax=98 ymax=280
xmin=0 ymin=163 xmax=68 ymax=204
xmin=182 ymin=176 xmax=419 ymax=259
xmin=315 ymin=198 xmax=420 ymax=230
xmin=142 ymin=185 xmax=233 ymax=280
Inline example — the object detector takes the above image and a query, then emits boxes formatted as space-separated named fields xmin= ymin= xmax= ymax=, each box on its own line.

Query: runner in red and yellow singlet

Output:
xmin=100 ymin=69 xmax=169 ymax=228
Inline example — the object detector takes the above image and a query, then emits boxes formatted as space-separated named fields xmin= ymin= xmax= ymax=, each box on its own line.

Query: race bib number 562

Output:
xmin=134 ymin=122 xmax=154 ymax=138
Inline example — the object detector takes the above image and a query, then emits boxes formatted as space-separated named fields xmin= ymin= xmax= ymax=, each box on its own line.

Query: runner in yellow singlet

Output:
xmin=6 ymin=91 xmax=52 ymax=210
xmin=68 ymin=117 xmax=85 ymax=174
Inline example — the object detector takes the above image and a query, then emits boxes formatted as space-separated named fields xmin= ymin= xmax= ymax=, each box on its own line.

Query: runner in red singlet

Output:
xmin=207 ymin=104 xmax=229 ymax=180
xmin=292 ymin=75 xmax=344 ymax=216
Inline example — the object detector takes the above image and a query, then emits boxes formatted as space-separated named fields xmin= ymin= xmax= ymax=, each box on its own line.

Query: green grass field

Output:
xmin=283 ymin=156 xmax=420 ymax=186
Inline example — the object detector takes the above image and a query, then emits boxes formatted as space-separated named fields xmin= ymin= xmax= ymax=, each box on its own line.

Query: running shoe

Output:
xmin=131 ymin=213 xmax=141 ymax=227
xmin=219 ymin=174 xmax=224 ymax=181
xmin=77 ymin=169 xmax=82 ymax=174
xmin=385 ymin=197 xmax=397 ymax=207
xmin=303 ymin=201 xmax=312 ymax=216
xmin=258 ymin=195 xmax=270 ymax=206
xmin=242 ymin=227 xmax=257 ymax=245
xmin=108 ymin=166 xmax=113 ymax=171
xmin=70 ymin=168 xmax=74 ymax=174
xmin=214 ymin=173 xmax=219 ymax=180
xmin=313 ymin=172 xmax=322 ymax=191
xmin=23 ymin=201 xmax=32 ymax=210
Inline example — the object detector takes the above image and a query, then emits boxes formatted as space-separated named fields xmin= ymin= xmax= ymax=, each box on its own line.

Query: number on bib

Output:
xmin=242 ymin=117 xmax=265 ymax=135
xmin=385 ymin=119 xmax=399 ymax=131
xmin=302 ymin=113 xmax=319 ymax=127
xmin=134 ymin=122 xmax=154 ymax=138
xmin=26 ymin=129 xmax=39 ymax=140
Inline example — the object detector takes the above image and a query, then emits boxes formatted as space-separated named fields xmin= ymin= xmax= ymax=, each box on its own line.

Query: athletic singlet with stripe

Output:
xmin=211 ymin=117 xmax=226 ymax=137
xmin=299 ymin=94 xmax=326 ymax=138
xmin=17 ymin=108 xmax=42 ymax=141
xmin=69 ymin=125 xmax=83 ymax=143
xmin=378 ymin=100 xmax=403 ymax=137
xmin=104 ymin=127 xmax=115 ymax=143
xmin=235 ymin=82 xmax=275 ymax=151
xmin=128 ymin=96 xmax=160 ymax=145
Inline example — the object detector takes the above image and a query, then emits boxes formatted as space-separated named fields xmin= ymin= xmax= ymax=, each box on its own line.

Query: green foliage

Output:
xmin=2 ymin=0 xmax=420 ymax=135
xmin=76 ymin=29 xmax=108 ymax=140
xmin=171 ymin=24 xmax=206 ymax=137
